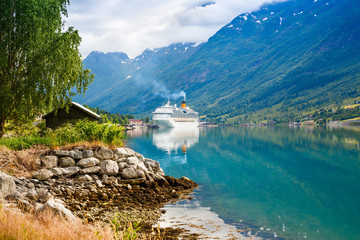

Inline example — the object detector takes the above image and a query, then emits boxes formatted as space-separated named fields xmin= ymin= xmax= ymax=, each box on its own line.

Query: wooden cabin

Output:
xmin=43 ymin=102 xmax=101 ymax=129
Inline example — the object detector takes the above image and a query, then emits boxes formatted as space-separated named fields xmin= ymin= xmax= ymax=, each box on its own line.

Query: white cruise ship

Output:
xmin=152 ymin=100 xmax=199 ymax=128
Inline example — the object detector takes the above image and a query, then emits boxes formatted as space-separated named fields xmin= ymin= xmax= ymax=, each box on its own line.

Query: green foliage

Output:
xmin=46 ymin=120 xmax=124 ymax=146
xmin=0 ymin=0 xmax=93 ymax=136
xmin=4 ymin=121 xmax=40 ymax=137
xmin=111 ymin=213 xmax=141 ymax=240
xmin=84 ymin=105 xmax=132 ymax=125
xmin=0 ymin=135 xmax=51 ymax=150
xmin=123 ymin=222 xmax=141 ymax=240
xmin=0 ymin=119 xmax=124 ymax=149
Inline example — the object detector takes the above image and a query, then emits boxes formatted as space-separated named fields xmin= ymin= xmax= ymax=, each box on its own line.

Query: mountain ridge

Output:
xmin=75 ymin=0 xmax=360 ymax=122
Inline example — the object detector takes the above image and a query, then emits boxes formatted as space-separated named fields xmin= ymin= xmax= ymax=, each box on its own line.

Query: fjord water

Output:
xmin=125 ymin=126 xmax=360 ymax=240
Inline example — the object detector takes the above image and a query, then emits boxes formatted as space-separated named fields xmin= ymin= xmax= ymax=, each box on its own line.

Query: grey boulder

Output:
xmin=0 ymin=172 xmax=16 ymax=198
xmin=42 ymin=198 xmax=77 ymax=221
xmin=32 ymin=169 xmax=54 ymax=181
xmin=41 ymin=156 xmax=58 ymax=168
xmin=59 ymin=157 xmax=75 ymax=167
xmin=100 ymin=160 xmax=119 ymax=175
xmin=121 ymin=168 xmax=138 ymax=179
xmin=79 ymin=166 xmax=101 ymax=175
xmin=94 ymin=147 xmax=114 ymax=160
xmin=76 ymin=157 xmax=99 ymax=168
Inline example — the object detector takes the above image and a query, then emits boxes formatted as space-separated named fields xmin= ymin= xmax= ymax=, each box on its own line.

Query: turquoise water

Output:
xmin=125 ymin=126 xmax=360 ymax=240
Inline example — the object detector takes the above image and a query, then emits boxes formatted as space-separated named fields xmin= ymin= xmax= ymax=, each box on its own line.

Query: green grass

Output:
xmin=0 ymin=120 xmax=125 ymax=150
xmin=0 ymin=136 xmax=52 ymax=150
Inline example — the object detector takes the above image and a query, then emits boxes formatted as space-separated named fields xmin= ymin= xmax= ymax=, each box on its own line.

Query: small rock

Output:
xmin=103 ymin=176 xmax=117 ymax=185
xmin=114 ymin=148 xmax=131 ymax=157
xmin=170 ymin=189 xmax=179 ymax=198
xmin=121 ymin=168 xmax=138 ymax=179
xmin=0 ymin=172 xmax=16 ymax=199
xmin=100 ymin=160 xmax=119 ymax=175
xmin=135 ymin=152 xmax=145 ymax=161
xmin=137 ymin=162 xmax=148 ymax=172
xmin=34 ymin=202 xmax=44 ymax=212
xmin=145 ymin=172 xmax=154 ymax=182
xmin=100 ymin=192 xmax=109 ymax=200
xmin=82 ymin=150 xmax=94 ymax=158
xmin=26 ymin=189 xmax=39 ymax=201
xmin=94 ymin=147 xmax=114 ymax=160
xmin=15 ymin=184 xmax=28 ymax=196
xmin=116 ymin=157 xmax=127 ymax=162
xmin=79 ymin=166 xmax=101 ymax=175
xmin=35 ymin=158 xmax=42 ymax=168
xmin=118 ymin=178 xmax=146 ymax=185
xmin=36 ymin=188 xmax=52 ymax=203
xmin=126 ymin=157 xmax=139 ymax=166
xmin=17 ymin=198 xmax=33 ymax=212
xmin=150 ymin=173 xmax=168 ymax=186
xmin=118 ymin=162 xmax=128 ymax=170
xmin=42 ymin=198 xmax=77 ymax=221
xmin=49 ymin=168 xmax=64 ymax=176
xmin=5 ymin=191 xmax=23 ymax=201
xmin=90 ymin=174 xmax=99 ymax=180
xmin=61 ymin=166 xmax=81 ymax=176
xmin=32 ymin=169 xmax=54 ymax=181
xmin=124 ymin=148 xmax=135 ymax=156
xmin=95 ymin=179 xmax=104 ymax=188
xmin=53 ymin=150 xmax=72 ymax=157
xmin=59 ymin=157 xmax=75 ymax=167
xmin=41 ymin=156 xmax=58 ymax=168
xmin=76 ymin=174 xmax=93 ymax=183
xmin=70 ymin=150 xmax=83 ymax=159
xmin=175 ymin=176 xmax=198 ymax=189
xmin=157 ymin=168 xmax=165 ymax=176
xmin=136 ymin=170 xmax=145 ymax=179
xmin=26 ymin=182 xmax=35 ymax=189
xmin=76 ymin=157 xmax=100 ymax=168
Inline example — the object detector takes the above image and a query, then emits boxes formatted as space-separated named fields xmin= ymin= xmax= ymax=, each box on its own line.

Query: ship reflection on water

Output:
xmin=125 ymin=127 xmax=200 ymax=165
xmin=153 ymin=127 xmax=199 ymax=165
xmin=153 ymin=127 xmax=199 ymax=153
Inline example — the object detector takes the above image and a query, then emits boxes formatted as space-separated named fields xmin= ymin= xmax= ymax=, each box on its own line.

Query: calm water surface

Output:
xmin=125 ymin=126 xmax=360 ymax=240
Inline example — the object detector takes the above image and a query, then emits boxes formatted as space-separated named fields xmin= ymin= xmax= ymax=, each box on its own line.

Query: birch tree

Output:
xmin=0 ymin=0 xmax=93 ymax=136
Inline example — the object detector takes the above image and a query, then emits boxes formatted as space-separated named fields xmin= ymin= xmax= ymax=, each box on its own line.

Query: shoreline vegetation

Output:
xmin=212 ymin=104 xmax=360 ymax=127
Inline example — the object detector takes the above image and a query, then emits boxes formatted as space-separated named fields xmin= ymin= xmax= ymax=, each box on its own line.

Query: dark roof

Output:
xmin=43 ymin=102 xmax=101 ymax=119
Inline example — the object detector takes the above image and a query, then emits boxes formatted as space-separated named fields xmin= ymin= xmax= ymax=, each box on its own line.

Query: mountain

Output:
xmin=76 ymin=0 xmax=360 ymax=122
xmin=73 ymin=43 xmax=201 ymax=114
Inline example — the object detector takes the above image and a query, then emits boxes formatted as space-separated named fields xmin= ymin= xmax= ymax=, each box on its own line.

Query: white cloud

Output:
xmin=65 ymin=0 xmax=286 ymax=58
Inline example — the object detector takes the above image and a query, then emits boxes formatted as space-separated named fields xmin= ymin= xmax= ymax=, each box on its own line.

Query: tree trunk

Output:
xmin=0 ymin=114 xmax=5 ymax=138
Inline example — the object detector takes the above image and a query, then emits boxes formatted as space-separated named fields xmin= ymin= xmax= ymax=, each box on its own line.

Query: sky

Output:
xmin=65 ymin=0 xmax=285 ymax=59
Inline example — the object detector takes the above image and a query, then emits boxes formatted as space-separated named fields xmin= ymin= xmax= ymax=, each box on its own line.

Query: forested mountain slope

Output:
xmin=76 ymin=0 xmax=360 ymax=122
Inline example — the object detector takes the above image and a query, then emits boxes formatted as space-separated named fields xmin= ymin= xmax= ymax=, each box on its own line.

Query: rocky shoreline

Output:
xmin=0 ymin=146 xmax=198 ymax=239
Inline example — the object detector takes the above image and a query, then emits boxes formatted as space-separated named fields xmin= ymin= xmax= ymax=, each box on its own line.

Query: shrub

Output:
xmin=45 ymin=120 xmax=124 ymax=147
xmin=0 ymin=120 xmax=124 ymax=149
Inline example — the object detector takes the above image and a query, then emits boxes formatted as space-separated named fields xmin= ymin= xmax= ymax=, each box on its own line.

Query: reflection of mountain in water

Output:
xmin=152 ymin=127 xmax=199 ymax=154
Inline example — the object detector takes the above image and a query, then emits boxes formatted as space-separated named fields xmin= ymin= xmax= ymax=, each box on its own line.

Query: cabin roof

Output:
xmin=43 ymin=102 xmax=101 ymax=119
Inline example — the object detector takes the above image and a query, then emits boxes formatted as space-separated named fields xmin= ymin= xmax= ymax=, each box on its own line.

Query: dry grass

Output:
xmin=0 ymin=206 xmax=114 ymax=240
xmin=0 ymin=146 xmax=44 ymax=178
xmin=58 ymin=141 xmax=107 ymax=150
xmin=0 ymin=205 xmax=162 ymax=240
xmin=54 ymin=141 xmax=124 ymax=150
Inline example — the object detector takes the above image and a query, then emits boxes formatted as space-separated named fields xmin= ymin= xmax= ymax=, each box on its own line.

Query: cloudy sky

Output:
xmin=65 ymin=0 xmax=285 ymax=58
